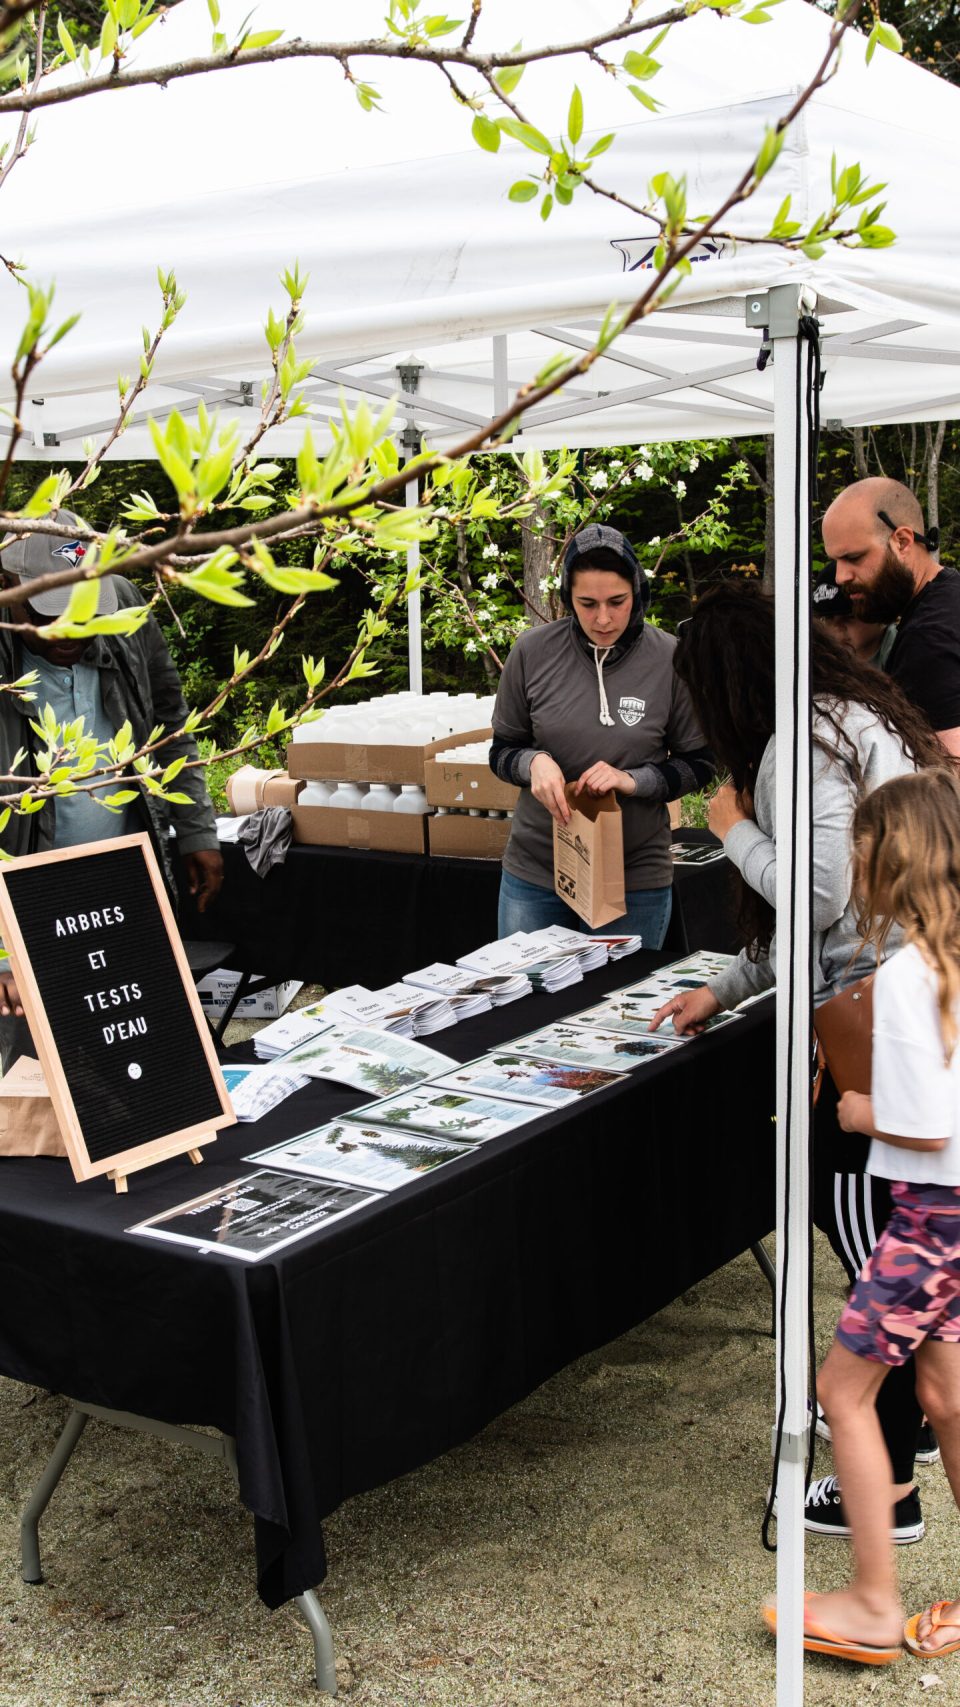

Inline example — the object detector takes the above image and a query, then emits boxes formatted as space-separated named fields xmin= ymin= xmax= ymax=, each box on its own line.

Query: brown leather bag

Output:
xmin=814 ymin=973 xmax=874 ymax=1097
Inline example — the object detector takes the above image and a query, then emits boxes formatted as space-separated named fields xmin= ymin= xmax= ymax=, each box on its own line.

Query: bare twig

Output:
xmin=0 ymin=2 xmax=45 ymax=194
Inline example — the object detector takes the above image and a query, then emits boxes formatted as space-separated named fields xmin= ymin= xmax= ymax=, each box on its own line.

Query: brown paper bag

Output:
xmin=553 ymin=786 xmax=626 ymax=928
xmin=0 ymin=1057 xmax=66 ymax=1158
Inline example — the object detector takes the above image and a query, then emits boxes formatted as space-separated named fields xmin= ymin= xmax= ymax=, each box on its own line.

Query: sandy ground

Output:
xmin=1 ymin=1001 xmax=958 ymax=1705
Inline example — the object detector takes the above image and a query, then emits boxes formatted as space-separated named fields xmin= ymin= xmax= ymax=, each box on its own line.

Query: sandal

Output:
xmin=763 ymin=1594 xmax=901 ymax=1666
xmin=904 ymin=1602 xmax=960 ymax=1658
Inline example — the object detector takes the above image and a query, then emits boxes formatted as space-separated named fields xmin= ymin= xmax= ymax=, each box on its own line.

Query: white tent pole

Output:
xmin=397 ymin=362 xmax=424 ymax=695
xmin=753 ymin=283 xmax=814 ymax=1707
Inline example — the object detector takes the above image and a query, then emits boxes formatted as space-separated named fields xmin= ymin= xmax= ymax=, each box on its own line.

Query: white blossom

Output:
xmin=649 ymin=535 xmax=661 ymax=548
xmin=539 ymin=578 xmax=550 ymax=594
xmin=674 ymin=479 xmax=687 ymax=499
xmin=482 ymin=542 xmax=500 ymax=560
xmin=688 ymin=455 xmax=700 ymax=472
xmin=609 ymin=459 xmax=623 ymax=472
xmin=533 ymin=517 xmax=545 ymax=530
xmin=465 ymin=639 xmax=477 ymax=653
xmin=481 ymin=571 xmax=499 ymax=590
xmin=589 ymin=469 xmax=609 ymax=489
xmin=638 ymin=463 xmax=654 ymax=482
xmin=644 ymin=568 xmax=655 ymax=579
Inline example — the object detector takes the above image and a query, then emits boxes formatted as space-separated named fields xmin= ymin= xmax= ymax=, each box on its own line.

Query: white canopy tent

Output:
xmin=3 ymin=5 xmax=960 ymax=1702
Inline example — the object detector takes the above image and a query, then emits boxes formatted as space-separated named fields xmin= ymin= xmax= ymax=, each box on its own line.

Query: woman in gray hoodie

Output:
xmin=650 ymin=581 xmax=950 ymax=1546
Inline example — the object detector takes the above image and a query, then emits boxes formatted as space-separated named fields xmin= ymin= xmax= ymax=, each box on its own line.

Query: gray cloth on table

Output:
xmin=237 ymin=807 xmax=293 ymax=875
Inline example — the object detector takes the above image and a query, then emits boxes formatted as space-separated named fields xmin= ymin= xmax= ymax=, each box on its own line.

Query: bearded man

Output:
xmin=822 ymin=477 xmax=960 ymax=756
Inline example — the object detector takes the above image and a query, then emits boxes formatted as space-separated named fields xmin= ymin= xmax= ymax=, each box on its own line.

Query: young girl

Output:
xmin=795 ymin=769 xmax=960 ymax=1664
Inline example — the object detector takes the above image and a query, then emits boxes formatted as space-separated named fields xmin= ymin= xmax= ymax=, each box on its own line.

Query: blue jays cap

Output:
xmin=1 ymin=508 xmax=118 ymax=618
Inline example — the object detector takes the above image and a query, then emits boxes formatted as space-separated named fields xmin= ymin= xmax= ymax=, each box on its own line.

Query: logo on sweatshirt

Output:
xmin=618 ymin=696 xmax=646 ymax=727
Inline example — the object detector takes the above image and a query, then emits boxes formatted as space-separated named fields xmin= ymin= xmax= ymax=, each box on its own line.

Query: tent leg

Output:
xmin=767 ymin=285 xmax=816 ymax=1707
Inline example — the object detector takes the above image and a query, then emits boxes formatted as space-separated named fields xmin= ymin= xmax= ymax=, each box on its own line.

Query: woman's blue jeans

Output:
xmin=497 ymin=868 xmax=673 ymax=948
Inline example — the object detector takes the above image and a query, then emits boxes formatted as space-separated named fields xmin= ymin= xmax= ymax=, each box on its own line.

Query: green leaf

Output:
xmin=471 ymin=113 xmax=501 ymax=153
xmin=754 ymin=125 xmax=784 ymax=181
xmin=60 ymin=578 xmax=100 ymax=625
xmin=493 ymin=62 xmax=524 ymax=96
xmin=586 ymin=133 xmax=615 ymax=159
xmin=56 ymin=14 xmax=76 ymax=59
xmin=857 ymin=224 xmax=896 ymax=247
xmin=499 ymin=117 xmax=553 ymax=157
xmin=540 ymin=193 xmax=554 ymax=221
xmin=622 ymin=50 xmax=661 ymax=80
xmin=238 ymin=28 xmax=283 ymax=50
xmin=567 ymin=85 xmax=583 ymax=146
xmin=867 ymin=18 xmax=902 ymax=59
xmin=628 ymin=85 xmax=662 ymax=112
xmin=508 ymin=180 xmax=539 ymax=202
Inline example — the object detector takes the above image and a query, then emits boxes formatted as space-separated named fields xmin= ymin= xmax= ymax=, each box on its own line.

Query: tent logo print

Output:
xmin=52 ymin=540 xmax=88 ymax=567
xmin=618 ymin=696 xmax=646 ymax=727
xmin=610 ymin=236 xmax=724 ymax=273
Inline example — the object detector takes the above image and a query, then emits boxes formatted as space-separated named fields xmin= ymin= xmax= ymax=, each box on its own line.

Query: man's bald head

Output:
xmin=824 ymin=477 xmax=925 ymax=542
xmin=822 ymin=478 xmax=934 ymax=623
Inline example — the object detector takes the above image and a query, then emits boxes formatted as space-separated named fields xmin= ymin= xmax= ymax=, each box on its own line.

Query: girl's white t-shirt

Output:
xmin=869 ymin=941 xmax=960 ymax=1186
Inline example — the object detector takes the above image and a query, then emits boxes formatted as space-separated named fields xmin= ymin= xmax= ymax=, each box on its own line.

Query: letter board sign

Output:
xmin=0 ymin=833 xmax=233 ymax=1184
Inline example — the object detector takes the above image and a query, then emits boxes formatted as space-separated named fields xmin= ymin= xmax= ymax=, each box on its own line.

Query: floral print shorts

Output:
xmin=836 ymin=1182 xmax=960 ymax=1366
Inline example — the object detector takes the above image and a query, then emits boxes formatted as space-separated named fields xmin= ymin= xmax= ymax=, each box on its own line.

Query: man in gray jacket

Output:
xmin=0 ymin=512 xmax=222 ymax=1062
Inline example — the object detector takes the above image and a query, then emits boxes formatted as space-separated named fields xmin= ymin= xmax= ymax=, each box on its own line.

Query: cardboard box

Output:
xmin=287 ymin=727 xmax=493 ymax=786
xmin=428 ymin=814 xmax=512 ymax=860
xmin=425 ymin=753 xmax=518 ymax=813
xmin=195 ymin=971 xmax=302 ymax=1019
xmin=291 ymin=804 xmax=430 ymax=854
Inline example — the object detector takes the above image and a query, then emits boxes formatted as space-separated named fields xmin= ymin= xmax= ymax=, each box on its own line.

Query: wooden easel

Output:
xmin=107 ymin=1139 xmax=209 ymax=1195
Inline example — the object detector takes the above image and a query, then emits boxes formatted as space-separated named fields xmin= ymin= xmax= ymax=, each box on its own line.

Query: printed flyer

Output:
xmin=129 ymin=1171 xmax=380 ymax=1261
xmin=249 ymin=1120 xmax=473 ymax=1192
xmin=429 ymin=1053 xmax=625 ymax=1107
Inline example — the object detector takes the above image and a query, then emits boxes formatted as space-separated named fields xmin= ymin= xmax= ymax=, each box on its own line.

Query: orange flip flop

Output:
xmin=904 ymin=1602 xmax=960 ymax=1658
xmin=763 ymin=1595 xmax=901 ymax=1666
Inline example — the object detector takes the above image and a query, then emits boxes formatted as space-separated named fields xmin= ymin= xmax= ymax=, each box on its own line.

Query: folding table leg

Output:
xmin=222 ymin=1434 xmax=338 ymax=1696
xmin=295 ymin=1590 xmax=339 ymax=1697
xmin=20 ymin=1405 xmax=89 ymax=1583
xmin=750 ymin=1239 xmax=777 ymax=1338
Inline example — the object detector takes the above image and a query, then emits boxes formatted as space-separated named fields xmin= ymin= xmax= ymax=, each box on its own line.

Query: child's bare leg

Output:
xmin=910 ymin=1340 xmax=960 ymax=1654
xmin=809 ymin=1340 xmax=902 ymax=1644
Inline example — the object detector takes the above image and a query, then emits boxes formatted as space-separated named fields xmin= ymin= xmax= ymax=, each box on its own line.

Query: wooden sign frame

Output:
xmin=0 ymin=833 xmax=234 ymax=1189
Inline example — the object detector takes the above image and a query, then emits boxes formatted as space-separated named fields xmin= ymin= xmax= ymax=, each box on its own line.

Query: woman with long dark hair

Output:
xmin=649 ymin=579 xmax=951 ymax=1546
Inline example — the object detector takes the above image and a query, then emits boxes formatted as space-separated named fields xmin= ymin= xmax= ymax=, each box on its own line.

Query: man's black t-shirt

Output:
xmin=886 ymin=566 xmax=960 ymax=732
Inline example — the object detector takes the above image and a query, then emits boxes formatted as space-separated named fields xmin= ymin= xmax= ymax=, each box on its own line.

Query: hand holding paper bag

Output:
xmin=552 ymin=785 xmax=626 ymax=929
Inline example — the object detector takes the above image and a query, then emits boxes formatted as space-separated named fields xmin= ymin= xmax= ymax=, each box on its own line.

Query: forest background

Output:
xmin=7 ymin=0 xmax=960 ymax=800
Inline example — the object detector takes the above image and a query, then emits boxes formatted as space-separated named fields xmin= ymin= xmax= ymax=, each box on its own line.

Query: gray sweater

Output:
xmin=708 ymin=703 xmax=915 ymax=1012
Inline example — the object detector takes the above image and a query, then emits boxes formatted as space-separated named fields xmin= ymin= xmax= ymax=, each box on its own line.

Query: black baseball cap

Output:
xmin=0 ymin=508 xmax=117 ymax=618
xmin=812 ymin=564 xmax=855 ymax=621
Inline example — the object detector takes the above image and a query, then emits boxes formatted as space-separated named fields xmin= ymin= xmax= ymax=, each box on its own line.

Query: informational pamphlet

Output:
xmin=569 ymin=995 xmax=685 ymax=1037
xmin=345 ymin=1084 xmax=543 ymax=1143
xmin=129 ymin=1170 xmax=380 ymax=1262
xmin=249 ymin=1119 xmax=473 ymax=1192
xmin=254 ymin=1004 xmax=331 ymax=1060
xmin=220 ymin=1062 xmax=310 ymax=1122
xmin=429 ymin=1052 xmax=625 ymax=1107
xmin=276 ymin=1025 xmax=455 ymax=1096
xmin=511 ymin=1021 xmax=681 ymax=1072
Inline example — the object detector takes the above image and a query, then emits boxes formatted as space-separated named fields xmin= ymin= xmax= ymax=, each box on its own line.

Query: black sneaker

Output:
xmin=803 ymin=1473 xmax=925 ymax=1543
xmin=915 ymin=1423 xmax=940 ymax=1465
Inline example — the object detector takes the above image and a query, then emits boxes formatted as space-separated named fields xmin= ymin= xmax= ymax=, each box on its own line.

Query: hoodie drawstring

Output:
xmin=593 ymin=645 xmax=615 ymax=726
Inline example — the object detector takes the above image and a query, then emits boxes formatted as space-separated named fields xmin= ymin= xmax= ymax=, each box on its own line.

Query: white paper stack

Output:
xmin=220 ymin=1062 xmax=310 ymax=1122
xmin=403 ymin=962 xmax=496 ymax=1018
xmin=586 ymin=933 xmax=645 ymax=960
xmin=531 ymin=925 xmax=609 ymax=974
xmin=455 ymin=940 xmax=533 ymax=1002
xmin=372 ymin=981 xmax=457 ymax=1036
xmin=255 ymin=1004 xmax=331 ymax=1060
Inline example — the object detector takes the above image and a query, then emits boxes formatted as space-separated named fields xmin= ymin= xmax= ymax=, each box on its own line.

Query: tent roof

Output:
xmin=3 ymin=0 xmax=960 ymax=457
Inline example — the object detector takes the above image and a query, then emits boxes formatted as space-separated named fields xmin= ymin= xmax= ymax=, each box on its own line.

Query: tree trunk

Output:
xmin=925 ymin=422 xmax=946 ymax=561
xmin=852 ymin=427 xmax=869 ymax=479
xmin=522 ymin=502 xmax=558 ymax=625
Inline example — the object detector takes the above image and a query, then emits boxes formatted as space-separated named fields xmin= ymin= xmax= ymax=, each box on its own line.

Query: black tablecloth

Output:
xmin=0 ymin=953 xmax=774 ymax=1608
xmin=187 ymin=829 xmax=739 ymax=989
